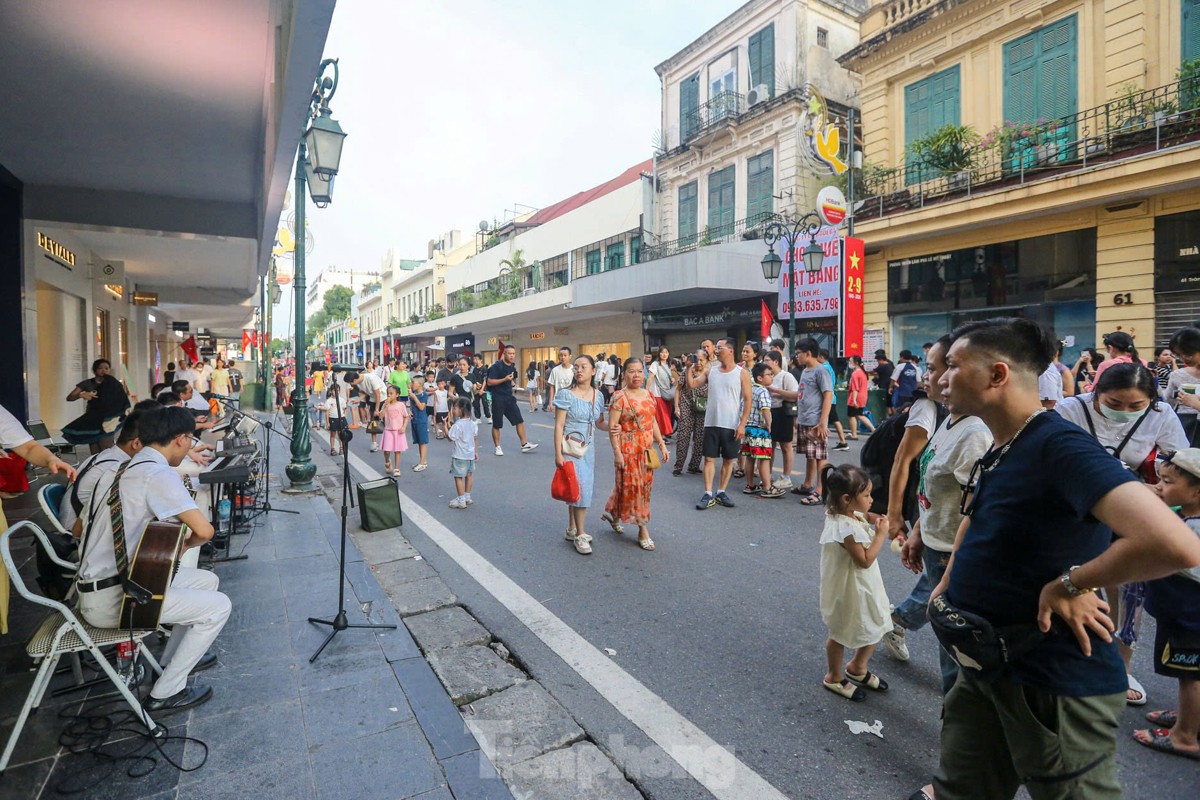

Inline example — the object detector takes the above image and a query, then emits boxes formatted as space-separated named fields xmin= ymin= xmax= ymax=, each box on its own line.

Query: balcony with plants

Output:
xmin=854 ymin=62 xmax=1200 ymax=222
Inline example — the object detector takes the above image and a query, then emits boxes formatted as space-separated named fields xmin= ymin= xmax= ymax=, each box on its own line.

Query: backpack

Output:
xmin=860 ymin=397 xmax=948 ymax=520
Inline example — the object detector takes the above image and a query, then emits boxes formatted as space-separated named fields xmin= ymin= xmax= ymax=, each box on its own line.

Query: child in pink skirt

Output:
xmin=381 ymin=384 xmax=410 ymax=476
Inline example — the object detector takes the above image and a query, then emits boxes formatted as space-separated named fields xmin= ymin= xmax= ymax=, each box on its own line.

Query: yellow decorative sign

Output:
xmin=529 ymin=332 xmax=545 ymax=340
xmin=798 ymin=85 xmax=848 ymax=176
xmin=37 ymin=231 xmax=76 ymax=267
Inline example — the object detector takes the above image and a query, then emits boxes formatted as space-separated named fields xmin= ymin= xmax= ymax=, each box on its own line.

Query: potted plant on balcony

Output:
xmin=906 ymin=123 xmax=979 ymax=191
xmin=1180 ymin=58 xmax=1200 ymax=116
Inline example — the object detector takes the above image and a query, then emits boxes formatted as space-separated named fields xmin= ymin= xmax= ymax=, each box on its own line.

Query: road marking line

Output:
xmin=346 ymin=450 xmax=787 ymax=800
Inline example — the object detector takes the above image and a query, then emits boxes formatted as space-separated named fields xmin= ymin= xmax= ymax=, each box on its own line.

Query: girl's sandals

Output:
xmin=601 ymin=512 xmax=624 ymax=534
xmin=846 ymin=669 xmax=888 ymax=692
xmin=1146 ymin=710 xmax=1178 ymax=728
xmin=823 ymin=678 xmax=865 ymax=702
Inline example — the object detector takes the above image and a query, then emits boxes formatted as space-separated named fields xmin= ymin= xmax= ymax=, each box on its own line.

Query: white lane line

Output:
xmin=346 ymin=450 xmax=788 ymax=800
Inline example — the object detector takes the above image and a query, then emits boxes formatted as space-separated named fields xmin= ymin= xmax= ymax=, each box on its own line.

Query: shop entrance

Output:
xmin=579 ymin=341 xmax=631 ymax=361
xmin=36 ymin=282 xmax=87 ymax=430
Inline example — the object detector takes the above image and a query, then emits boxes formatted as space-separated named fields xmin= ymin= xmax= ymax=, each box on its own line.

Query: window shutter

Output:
xmin=1003 ymin=16 xmax=1077 ymax=125
xmin=707 ymin=166 xmax=735 ymax=237
xmin=746 ymin=151 xmax=774 ymax=222
xmin=749 ymin=24 xmax=775 ymax=97
xmin=678 ymin=182 xmax=698 ymax=243
xmin=1003 ymin=31 xmax=1040 ymax=125
xmin=680 ymin=73 xmax=700 ymax=141
xmin=1185 ymin=0 xmax=1200 ymax=62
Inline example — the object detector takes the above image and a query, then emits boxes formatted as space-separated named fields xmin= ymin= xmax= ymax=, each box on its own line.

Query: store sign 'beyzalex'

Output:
xmin=37 ymin=232 xmax=76 ymax=267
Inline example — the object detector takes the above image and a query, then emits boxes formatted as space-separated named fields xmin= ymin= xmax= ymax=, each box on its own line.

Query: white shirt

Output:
xmin=449 ymin=418 xmax=478 ymax=460
xmin=905 ymin=397 xmax=939 ymax=438
xmin=59 ymin=447 xmax=130 ymax=531
xmin=78 ymin=447 xmax=197 ymax=582
xmin=194 ymin=364 xmax=213 ymax=393
xmin=0 ymin=404 xmax=33 ymax=449
xmin=1057 ymin=393 xmax=1189 ymax=471
xmin=770 ymin=369 xmax=799 ymax=409
xmin=358 ymin=371 xmax=386 ymax=401
xmin=598 ymin=362 xmax=616 ymax=387
xmin=648 ymin=362 xmax=675 ymax=400
xmin=186 ymin=393 xmax=210 ymax=412
xmin=917 ymin=415 xmax=992 ymax=551
xmin=325 ymin=382 xmax=347 ymax=418
xmin=1167 ymin=368 xmax=1200 ymax=418
xmin=174 ymin=368 xmax=197 ymax=391
xmin=548 ymin=364 xmax=574 ymax=392
xmin=1038 ymin=364 xmax=1064 ymax=404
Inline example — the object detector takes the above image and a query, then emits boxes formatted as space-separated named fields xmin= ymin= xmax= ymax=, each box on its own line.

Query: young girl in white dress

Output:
xmin=819 ymin=463 xmax=892 ymax=701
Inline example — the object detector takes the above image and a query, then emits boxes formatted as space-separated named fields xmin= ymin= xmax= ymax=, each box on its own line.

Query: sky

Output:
xmin=273 ymin=0 xmax=740 ymax=336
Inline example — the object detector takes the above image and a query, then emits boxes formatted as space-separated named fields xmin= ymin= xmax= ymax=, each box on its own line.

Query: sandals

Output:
xmin=742 ymin=484 xmax=762 ymax=495
xmin=1127 ymin=673 xmax=1148 ymax=706
xmin=1146 ymin=710 xmax=1178 ymax=728
xmin=638 ymin=537 xmax=655 ymax=551
xmin=732 ymin=468 xmax=746 ymax=479
xmin=601 ymin=512 xmax=625 ymax=534
xmin=823 ymin=678 xmax=865 ymax=702
xmin=1133 ymin=728 xmax=1200 ymax=760
xmin=760 ymin=486 xmax=787 ymax=499
xmin=791 ymin=484 xmax=815 ymax=495
xmin=800 ymin=493 xmax=822 ymax=506
xmin=672 ymin=469 xmax=682 ymax=477
xmin=846 ymin=669 xmax=888 ymax=692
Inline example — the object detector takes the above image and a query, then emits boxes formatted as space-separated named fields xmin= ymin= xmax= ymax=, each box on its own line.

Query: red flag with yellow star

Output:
xmin=842 ymin=237 xmax=865 ymax=358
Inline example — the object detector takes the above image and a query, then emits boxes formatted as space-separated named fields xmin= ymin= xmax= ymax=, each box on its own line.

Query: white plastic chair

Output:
xmin=0 ymin=521 xmax=162 ymax=773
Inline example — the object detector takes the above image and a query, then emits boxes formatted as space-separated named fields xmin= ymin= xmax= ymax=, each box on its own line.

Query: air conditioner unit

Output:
xmin=747 ymin=84 xmax=771 ymax=107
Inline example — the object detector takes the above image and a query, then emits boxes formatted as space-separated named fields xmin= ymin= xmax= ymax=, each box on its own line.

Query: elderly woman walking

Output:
xmin=553 ymin=355 xmax=609 ymax=555
xmin=603 ymin=358 xmax=669 ymax=551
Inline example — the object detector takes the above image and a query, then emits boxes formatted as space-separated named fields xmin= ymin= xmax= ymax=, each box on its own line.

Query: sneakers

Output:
xmin=521 ymin=442 xmax=539 ymax=453
xmin=882 ymin=624 xmax=910 ymax=661
xmin=773 ymin=476 xmax=794 ymax=490
xmin=833 ymin=442 xmax=850 ymax=451
xmin=565 ymin=528 xmax=592 ymax=554
xmin=370 ymin=443 xmax=379 ymax=452
xmin=696 ymin=492 xmax=716 ymax=510
xmin=495 ymin=446 xmax=504 ymax=456
xmin=412 ymin=463 xmax=428 ymax=472
xmin=448 ymin=497 xmax=467 ymax=509
xmin=714 ymin=491 xmax=736 ymax=508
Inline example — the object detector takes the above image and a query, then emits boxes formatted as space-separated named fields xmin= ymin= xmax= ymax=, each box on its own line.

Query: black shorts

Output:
xmin=435 ymin=412 xmax=449 ymax=423
xmin=769 ymin=412 xmax=795 ymax=444
xmin=847 ymin=406 xmax=865 ymax=417
xmin=491 ymin=394 xmax=523 ymax=429
xmin=364 ymin=399 xmax=378 ymax=417
xmin=328 ymin=417 xmax=347 ymax=432
xmin=702 ymin=427 xmax=740 ymax=460
xmin=1153 ymin=619 xmax=1200 ymax=679
xmin=827 ymin=405 xmax=840 ymax=424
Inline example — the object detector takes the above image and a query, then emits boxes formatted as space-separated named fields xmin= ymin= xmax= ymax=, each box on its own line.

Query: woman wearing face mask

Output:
xmin=1167 ymin=326 xmax=1200 ymax=445
xmin=1058 ymin=362 xmax=1189 ymax=709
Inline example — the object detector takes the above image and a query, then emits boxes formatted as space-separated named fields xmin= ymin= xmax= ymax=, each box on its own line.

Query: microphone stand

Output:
xmin=308 ymin=372 xmax=395 ymax=662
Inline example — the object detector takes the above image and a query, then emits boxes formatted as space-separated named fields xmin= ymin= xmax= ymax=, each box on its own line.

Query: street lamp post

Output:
xmin=760 ymin=212 xmax=827 ymax=357
xmin=285 ymin=59 xmax=347 ymax=491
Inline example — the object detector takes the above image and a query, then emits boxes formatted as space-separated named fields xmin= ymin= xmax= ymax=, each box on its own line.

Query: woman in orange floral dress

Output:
xmin=603 ymin=358 xmax=669 ymax=551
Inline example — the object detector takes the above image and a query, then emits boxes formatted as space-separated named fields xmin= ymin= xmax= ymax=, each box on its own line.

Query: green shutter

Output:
xmin=904 ymin=65 xmax=960 ymax=183
xmin=1184 ymin=0 xmax=1200 ymax=62
xmin=746 ymin=151 xmax=774 ymax=223
xmin=605 ymin=243 xmax=625 ymax=271
xmin=749 ymin=24 xmax=775 ymax=97
xmin=631 ymin=236 xmax=641 ymax=264
xmin=678 ymin=182 xmax=697 ymax=243
xmin=680 ymin=73 xmax=700 ymax=141
xmin=586 ymin=249 xmax=602 ymax=275
xmin=1003 ymin=16 xmax=1077 ymax=124
xmin=707 ymin=166 xmax=735 ymax=238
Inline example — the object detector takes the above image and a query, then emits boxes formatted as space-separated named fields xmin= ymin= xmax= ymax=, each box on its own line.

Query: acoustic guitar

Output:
xmin=118 ymin=521 xmax=186 ymax=629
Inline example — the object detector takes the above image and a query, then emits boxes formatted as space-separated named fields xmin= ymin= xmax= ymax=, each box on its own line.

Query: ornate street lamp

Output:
xmin=286 ymin=58 xmax=346 ymax=491
xmin=761 ymin=212 xmax=826 ymax=356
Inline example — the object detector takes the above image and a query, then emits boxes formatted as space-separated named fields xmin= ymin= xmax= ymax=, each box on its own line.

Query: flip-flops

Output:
xmin=1127 ymin=673 xmax=1148 ymax=706
xmin=823 ymin=678 xmax=866 ymax=702
xmin=1146 ymin=710 xmax=1178 ymax=728
xmin=846 ymin=669 xmax=889 ymax=692
xmin=1133 ymin=728 xmax=1200 ymax=760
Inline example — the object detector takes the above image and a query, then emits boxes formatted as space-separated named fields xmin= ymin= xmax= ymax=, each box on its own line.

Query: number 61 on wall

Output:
xmin=1113 ymin=292 xmax=1133 ymax=305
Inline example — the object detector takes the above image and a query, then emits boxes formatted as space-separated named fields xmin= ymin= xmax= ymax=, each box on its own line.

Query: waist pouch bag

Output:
xmin=929 ymin=594 xmax=1047 ymax=676
xmin=357 ymin=478 xmax=403 ymax=531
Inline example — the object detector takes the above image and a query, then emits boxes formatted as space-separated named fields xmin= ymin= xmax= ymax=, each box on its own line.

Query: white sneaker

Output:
xmin=370 ymin=443 xmax=379 ymax=452
xmin=521 ymin=442 xmax=538 ymax=453
xmin=565 ymin=528 xmax=592 ymax=554
xmin=464 ymin=496 xmax=473 ymax=505
xmin=773 ymin=476 xmax=793 ymax=490
xmin=495 ymin=446 xmax=504 ymax=456
xmin=412 ymin=463 xmax=428 ymax=472
xmin=882 ymin=625 xmax=910 ymax=661
xmin=448 ymin=497 xmax=466 ymax=509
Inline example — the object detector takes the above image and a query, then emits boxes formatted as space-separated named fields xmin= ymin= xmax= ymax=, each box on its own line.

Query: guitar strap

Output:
xmin=105 ymin=462 xmax=134 ymax=577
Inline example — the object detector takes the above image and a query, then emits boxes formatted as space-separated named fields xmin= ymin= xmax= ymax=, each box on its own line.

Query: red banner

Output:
xmin=180 ymin=335 xmax=199 ymax=365
xmin=242 ymin=329 xmax=253 ymax=351
xmin=760 ymin=299 xmax=774 ymax=343
xmin=382 ymin=338 xmax=390 ymax=358
xmin=841 ymin=237 xmax=865 ymax=360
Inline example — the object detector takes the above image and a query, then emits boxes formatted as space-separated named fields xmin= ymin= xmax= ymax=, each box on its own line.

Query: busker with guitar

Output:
xmin=77 ymin=406 xmax=231 ymax=714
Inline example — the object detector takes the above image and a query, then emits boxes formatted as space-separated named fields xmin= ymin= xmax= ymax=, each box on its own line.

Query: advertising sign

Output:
xmin=841 ymin=237 xmax=865 ymax=359
xmin=775 ymin=226 xmax=841 ymax=321
xmin=816 ymin=186 xmax=847 ymax=227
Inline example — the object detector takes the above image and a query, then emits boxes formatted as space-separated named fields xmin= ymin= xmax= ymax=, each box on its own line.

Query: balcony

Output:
xmin=683 ymin=91 xmax=745 ymax=147
xmin=855 ymin=75 xmax=1200 ymax=222
xmin=640 ymin=213 xmax=774 ymax=263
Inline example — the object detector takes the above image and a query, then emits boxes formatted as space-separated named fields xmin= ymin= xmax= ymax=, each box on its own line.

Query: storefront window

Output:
xmin=118 ymin=317 xmax=129 ymax=367
xmin=888 ymin=228 xmax=1096 ymax=315
xmin=580 ymin=342 xmax=632 ymax=361
xmin=1155 ymin=210 xmax=1200 ymax=292
xmin=95 ymin=308 xmax=110 ymax=362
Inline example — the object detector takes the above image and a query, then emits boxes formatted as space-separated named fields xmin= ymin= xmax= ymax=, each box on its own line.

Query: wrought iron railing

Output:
xmin=683 ymin=91 xmax=745 ymax=143
xmin=640 ymin=212 xmax=775 ymax=262
xmin=856 ymin=75 xmax=1200 ymax=222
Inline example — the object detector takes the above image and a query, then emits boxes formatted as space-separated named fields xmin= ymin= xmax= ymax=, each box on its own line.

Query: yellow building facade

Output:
xmin=842 ymin=0 xmax=1200 ymax=359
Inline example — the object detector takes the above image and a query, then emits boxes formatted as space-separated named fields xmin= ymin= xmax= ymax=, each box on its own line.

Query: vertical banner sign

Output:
xmin=775 ymin=226 xmax=841 ymax=320
xmin=841 ymin=237 xmax=866 ymax=359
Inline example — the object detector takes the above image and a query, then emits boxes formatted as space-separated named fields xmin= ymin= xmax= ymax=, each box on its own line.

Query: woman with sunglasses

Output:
xmin=1057 ymin=361 xmax=1189 ymax=708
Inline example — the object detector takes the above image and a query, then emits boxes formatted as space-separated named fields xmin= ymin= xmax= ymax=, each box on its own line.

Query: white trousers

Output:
xmin=77 ymin=566 xmax=231 ymax=699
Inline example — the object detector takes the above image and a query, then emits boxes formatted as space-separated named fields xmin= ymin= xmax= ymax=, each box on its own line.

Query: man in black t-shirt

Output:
xmin=486 ymin=345 xmax=537 ymax=456
xmin=468 ymin=354 xmax=490 ymax=420
xmin=435 ymin=357 xmax=453 ymax=388
xmin=915 ymin=317 xmax=1200 ymax=800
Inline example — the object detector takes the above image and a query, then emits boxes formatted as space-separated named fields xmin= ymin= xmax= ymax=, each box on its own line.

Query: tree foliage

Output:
xmin=322 ymin=285 xmax=353 ymax=320
xmin=268 ymin=337 xmax=289 ymax=357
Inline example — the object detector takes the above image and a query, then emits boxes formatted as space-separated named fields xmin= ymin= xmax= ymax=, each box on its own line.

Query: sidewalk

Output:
xmin=0 ymin=426 xmax=511 ymax=800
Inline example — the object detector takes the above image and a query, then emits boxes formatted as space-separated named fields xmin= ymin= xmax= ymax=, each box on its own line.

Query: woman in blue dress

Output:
xmin=554 ymin=355 xmax=609 ymax=555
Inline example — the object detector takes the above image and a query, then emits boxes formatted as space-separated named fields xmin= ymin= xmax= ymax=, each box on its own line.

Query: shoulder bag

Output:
xmin=561 ymin=389 xmax=598 ymax=459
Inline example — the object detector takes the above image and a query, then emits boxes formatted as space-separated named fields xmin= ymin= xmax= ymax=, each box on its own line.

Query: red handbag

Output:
xmin=0 ymin=452 xmax=30 ymax=494
xmin=654 ymin=397 xmax=674 ymax=437
xmin=551 ymin=461 xmax=580 ymax=504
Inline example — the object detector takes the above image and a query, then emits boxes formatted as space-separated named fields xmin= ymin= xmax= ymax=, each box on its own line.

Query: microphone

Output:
xmin=209 ymin=393 xmax=238 ymax=401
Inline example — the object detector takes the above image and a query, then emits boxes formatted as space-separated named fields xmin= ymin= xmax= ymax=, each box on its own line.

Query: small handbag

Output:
xmin=366 ymin=418 xmax=385 ymax=435
xmin=560 ymin=390 xmax=597 ymax=458
xmin=551 ymin=461 xmax=581 ymax=503
xmin=692 ymin=394 xmax=707 ymax=413
xmin=645 ymin=448 xmax=662 ymax=470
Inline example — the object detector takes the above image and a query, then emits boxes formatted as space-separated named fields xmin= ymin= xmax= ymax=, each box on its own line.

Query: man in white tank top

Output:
xmin=690 ymin=337 xmax=752 ymax=509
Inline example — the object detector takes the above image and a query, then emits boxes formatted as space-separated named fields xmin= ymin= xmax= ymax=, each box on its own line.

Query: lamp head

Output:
xmin=303 ymin=111 xmax=347 ymax=179
xmin=760 ymin=250 xmax=783 ymax=283
xmin=802 ymin=240 xmax=825 ymax=272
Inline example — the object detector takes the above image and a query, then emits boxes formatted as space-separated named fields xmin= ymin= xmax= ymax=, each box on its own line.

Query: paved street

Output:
xmin=322 ymin=409 xmax=1196 ymax=800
